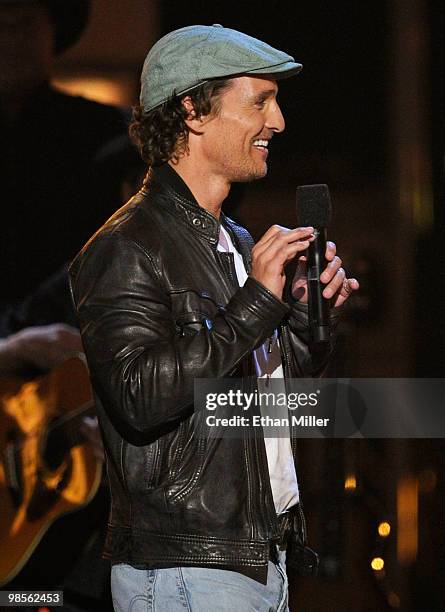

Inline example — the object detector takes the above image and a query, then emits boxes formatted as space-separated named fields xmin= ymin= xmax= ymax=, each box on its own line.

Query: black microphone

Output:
xmin=296 ymin=184 xmax=332 ymax=345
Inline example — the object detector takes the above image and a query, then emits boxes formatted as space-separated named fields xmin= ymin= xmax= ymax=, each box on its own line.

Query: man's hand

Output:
xmin=251 ymin=225 xmax=315 ymax=300
xmin=292 ymin=241 xmax=359 ymax=307
xmin=0 ymin=323 xmax=83 ymax=376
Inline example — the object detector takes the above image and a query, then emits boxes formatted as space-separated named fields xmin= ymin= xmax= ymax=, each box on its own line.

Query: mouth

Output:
xmin=252 ymin=139 xmax=270 ymax=157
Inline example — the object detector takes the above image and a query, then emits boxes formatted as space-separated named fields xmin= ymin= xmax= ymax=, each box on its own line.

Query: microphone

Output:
xmin=296 ymin=184 xmax=332 ymax=344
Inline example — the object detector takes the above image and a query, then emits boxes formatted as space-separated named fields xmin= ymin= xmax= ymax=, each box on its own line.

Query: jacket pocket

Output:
xmin=163 ymin=413 xmax=208 ymax=506
xmin=121 ymin=439 xmax=162 ymax=492
xmin=170 ymin=289 xmax=221 ymax=336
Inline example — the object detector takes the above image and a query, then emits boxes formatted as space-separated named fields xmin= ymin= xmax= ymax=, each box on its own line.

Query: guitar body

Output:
xmin=0 ymin=356 xmax=102 ymax=586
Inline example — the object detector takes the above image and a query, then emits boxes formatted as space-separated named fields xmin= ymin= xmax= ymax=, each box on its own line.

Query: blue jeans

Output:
xmin=111 ymin=549 xmax=289 ymax=612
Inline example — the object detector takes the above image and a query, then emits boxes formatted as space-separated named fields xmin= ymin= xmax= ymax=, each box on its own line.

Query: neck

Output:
xmin=168 ymin=157 xmax=230 ymax=220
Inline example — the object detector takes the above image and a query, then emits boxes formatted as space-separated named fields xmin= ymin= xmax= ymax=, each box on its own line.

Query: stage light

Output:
xmin=371 ymin=557 xmax=385 ymax=571
xmin=344 ymin=474 xmax=357 ymax=490
xmin=397 ymin=475 xmax=418 ymax=564
xmin=378 ymin=521 xmax=391 ymax=537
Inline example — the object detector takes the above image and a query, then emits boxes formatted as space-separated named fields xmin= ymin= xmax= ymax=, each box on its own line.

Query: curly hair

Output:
xmin=129 ymin=79 xmax=232 ymax=167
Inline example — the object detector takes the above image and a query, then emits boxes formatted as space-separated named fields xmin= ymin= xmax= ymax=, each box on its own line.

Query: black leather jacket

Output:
xmin=69 ymin=164 xmax=331 ymax=582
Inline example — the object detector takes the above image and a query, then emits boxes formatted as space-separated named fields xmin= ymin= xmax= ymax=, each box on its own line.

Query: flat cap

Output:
xmin=140 ymin=24 xmax=302 ymax=113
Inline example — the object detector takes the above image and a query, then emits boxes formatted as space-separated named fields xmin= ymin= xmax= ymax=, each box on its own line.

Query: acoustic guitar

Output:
xmin=0 ymin=356 xmax=102 ymax=586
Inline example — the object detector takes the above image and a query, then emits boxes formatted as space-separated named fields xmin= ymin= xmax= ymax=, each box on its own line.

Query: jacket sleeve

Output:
xmin=283 ymin=300 xmax=341 ymax=377
xmin=70 ymin=234 xmax=290 ymax=444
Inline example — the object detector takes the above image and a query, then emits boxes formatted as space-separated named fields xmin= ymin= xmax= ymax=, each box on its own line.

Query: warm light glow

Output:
xmin=378 ymin=521 xmax=391 ymax=537
xmin=388 ymin=592 xmax=401 ymax=608
xmin=397 ymin=474 xmax=418 ymax=565
xmin=63 ymin=447 xmax=90 ymax=503
xmin=53 ymin=74 xmax=134 ymax=107
xmin=371 ymin=557 xmax=385 ymax=571
xmin=344 ymin=474 xmax=357 ymax=490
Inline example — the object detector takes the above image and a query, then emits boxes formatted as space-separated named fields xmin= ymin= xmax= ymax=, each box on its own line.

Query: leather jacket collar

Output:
xmin=145 ymin=164 xmax=253 ymax=272
xmin=146 ymin=164 xmax=220 ymax=246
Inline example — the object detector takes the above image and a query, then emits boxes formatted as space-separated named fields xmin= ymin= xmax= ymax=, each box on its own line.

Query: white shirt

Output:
xmin=218 ymin=225 xmax=299 ymax=514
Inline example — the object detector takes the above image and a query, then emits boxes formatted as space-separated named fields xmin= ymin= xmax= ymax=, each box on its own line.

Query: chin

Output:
xmin=251 ymin=164 xmax=268 ymax=181
xmin=234 ymin=164 xmax=268 ymax=183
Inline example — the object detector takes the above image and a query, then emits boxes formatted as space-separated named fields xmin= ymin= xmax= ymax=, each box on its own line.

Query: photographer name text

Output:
xmin=205 ymin=414 xmax=330 ymax=428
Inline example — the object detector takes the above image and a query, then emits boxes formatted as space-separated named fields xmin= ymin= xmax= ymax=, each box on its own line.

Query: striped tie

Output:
xmin=218 ymin=227 xmax=230 ymax=252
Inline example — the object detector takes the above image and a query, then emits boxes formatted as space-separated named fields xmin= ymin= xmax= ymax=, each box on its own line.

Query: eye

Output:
xmin=255 ymin=98 xmax=267 ymax=109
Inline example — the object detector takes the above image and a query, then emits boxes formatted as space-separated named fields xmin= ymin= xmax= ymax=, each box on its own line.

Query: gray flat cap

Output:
xmin=140 ymin=24 xmax=302 ymax=113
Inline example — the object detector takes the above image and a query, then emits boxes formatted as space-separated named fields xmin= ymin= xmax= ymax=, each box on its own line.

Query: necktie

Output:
xmin=218 ymin=227 xmax=230 ymax=252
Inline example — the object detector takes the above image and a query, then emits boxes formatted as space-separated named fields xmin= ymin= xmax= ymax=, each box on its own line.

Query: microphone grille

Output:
xmin=296 ymin=184 xmax=332 ymax=227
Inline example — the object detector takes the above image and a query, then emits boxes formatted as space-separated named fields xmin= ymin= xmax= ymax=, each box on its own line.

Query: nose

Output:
xmin=265 ymin=99 xmax=285 ymax=134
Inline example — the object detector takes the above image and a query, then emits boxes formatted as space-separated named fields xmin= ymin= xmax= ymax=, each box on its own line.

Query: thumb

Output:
xmin=295 ymin=257 xmax=307 ymax=278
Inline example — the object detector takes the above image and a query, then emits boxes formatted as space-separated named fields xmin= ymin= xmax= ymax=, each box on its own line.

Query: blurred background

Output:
xmin=2 ymin=0 xmax=445 ymax=610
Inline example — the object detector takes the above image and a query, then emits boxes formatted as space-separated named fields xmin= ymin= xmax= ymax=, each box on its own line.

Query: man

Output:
xmin=69 ymin=25 xmax=359 ymax=611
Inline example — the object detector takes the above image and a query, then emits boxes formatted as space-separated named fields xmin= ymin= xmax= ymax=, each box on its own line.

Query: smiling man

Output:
xmin=69 ymin=25 xmax=358 ymax=612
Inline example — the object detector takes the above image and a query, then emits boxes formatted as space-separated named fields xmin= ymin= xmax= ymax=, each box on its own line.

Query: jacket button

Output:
xmin=192 ymin=218 xmax=201 ymax=227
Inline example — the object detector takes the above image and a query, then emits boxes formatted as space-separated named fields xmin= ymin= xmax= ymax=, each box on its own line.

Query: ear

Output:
xmin=181 ymin=96 xmax=210 ymax=132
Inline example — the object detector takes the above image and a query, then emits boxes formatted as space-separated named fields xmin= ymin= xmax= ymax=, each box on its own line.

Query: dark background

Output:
xmin=36 ymin=0 xmax=445 ymax=609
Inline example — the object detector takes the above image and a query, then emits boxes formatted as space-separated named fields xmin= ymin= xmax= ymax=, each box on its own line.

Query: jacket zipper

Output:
xmin=279 ymin=324 xmax=297 ymax=458
xmin=216 ymin=230 xmax=277 ymax=543
xmin=243 ymin=426 xmax=255 ymax=540
xmin=255 ymin=426 xmax=280 ymax=541
xmin=168 ymin=422 xmax=185 ymax=481
xmin=279 ymin=323 xmax=308 ymax=544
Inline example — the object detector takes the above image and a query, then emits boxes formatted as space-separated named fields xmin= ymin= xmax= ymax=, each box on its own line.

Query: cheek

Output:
xmin=232 ymin=117 xmax=261 ymax=149
xmin=219 ymin=120 xmax=247 ymax=151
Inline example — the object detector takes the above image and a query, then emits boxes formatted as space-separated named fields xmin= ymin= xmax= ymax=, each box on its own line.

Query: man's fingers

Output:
xmin=256 ymin=224 xmax=288 ymax=243
xmin=251 ymin=226 xmax=315 ymax=298
xmin=252 ymin=226 xmax=314 ymax=259
xmin=341 ymin=277 xmax=360 ymax=296
xmin=322 ymin=267 xmax=346 ymax=299
xmin=325 ymin=240 xmax=337 ymax=261
xmin=254 ymin=225 xmax=314 ymax=248
xmin=332 ymin=277 xmax=360 ymax=307
xmin=252 ymin=224 xmax=288 ymax=255
xmin=256 ymin=237 xmax=313 ymax=268
xmin=320 ymin=255 xmax=342 ymax=284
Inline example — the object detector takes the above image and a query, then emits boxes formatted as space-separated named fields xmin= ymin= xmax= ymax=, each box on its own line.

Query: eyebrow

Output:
xmin=251 ymin=88 xmax=278 ymax=102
